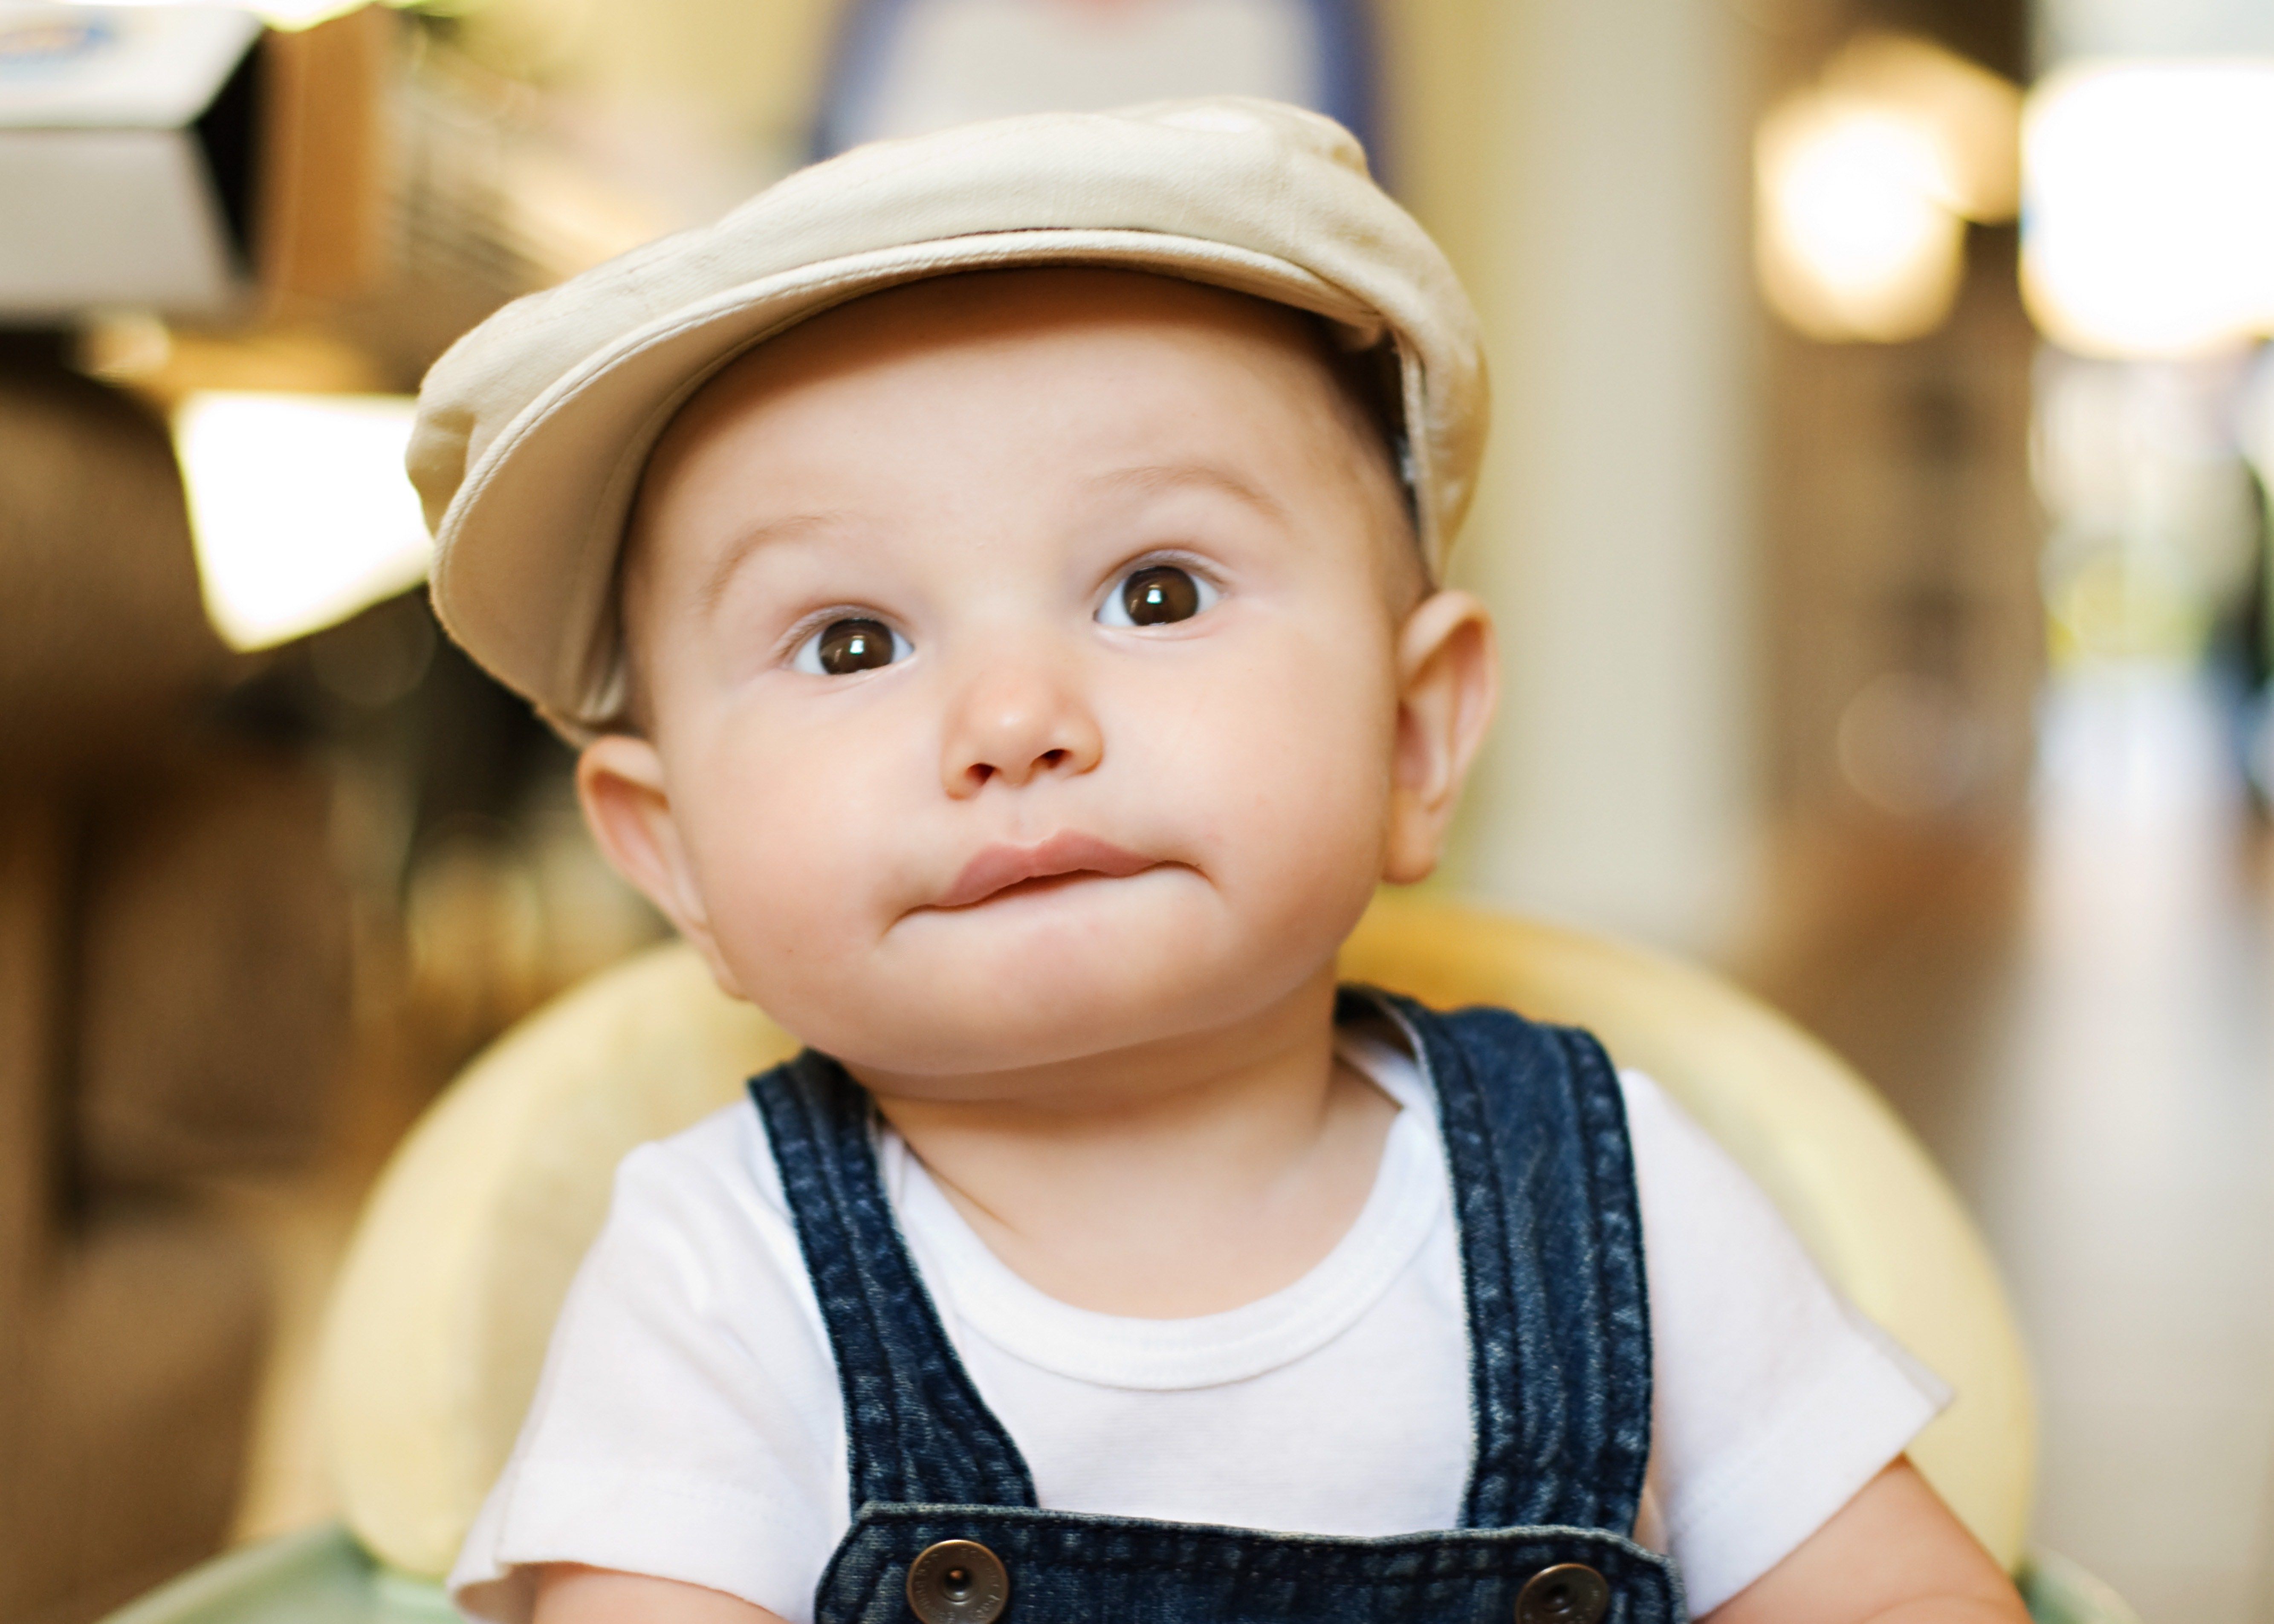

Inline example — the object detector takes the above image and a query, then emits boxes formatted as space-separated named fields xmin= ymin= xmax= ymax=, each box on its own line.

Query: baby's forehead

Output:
xmin=615 ymin=263 xmax=1422 ymax=640
xmin=643 ymin=266 xmax=1374 ymax=485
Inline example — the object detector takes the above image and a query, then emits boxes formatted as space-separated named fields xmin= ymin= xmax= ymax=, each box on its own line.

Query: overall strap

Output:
xmin=1366 ymin=991 xmax=1655 ymax=1535
xmin=749 ymin=1052 xmax=1039 ymax=1512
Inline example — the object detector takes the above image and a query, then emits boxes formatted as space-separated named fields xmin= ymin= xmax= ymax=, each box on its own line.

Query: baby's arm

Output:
xmin=1701 ymin=1459 xmax=2027 ymax=1624
xmin=533 ymin=1563 xmax=787 ymax=1624
xmin=529 ymin=1460 xmax=2015 ymax=1624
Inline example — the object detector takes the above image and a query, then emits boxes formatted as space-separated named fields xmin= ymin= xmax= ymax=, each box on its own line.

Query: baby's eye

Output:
xmin=793 ymin=616 xmax=910 ymax=676
xmin=1098 ymin=564 xmax=1218 ymax=628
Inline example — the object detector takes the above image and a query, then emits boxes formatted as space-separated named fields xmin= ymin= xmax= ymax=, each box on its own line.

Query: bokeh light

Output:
xmin=173 ymin=392 xmax=430 ymax=652
xmin=1755 ymin=33 xmax=2020 ymax=344
xmin=2023 ymin=61 xmax=2274 ymax=358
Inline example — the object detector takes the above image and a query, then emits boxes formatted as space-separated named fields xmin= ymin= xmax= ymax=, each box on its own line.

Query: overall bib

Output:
xmin=749 ymin=990 xmax=1688 ymax=1624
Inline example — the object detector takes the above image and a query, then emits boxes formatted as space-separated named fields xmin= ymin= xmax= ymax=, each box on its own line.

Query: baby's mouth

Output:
xmin=930 ymin=832 xmax=1160 ymax=910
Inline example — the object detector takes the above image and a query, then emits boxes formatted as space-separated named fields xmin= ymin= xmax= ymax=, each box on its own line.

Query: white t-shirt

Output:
xmin=451 ymin=1026 xmax=1947 ymax=1622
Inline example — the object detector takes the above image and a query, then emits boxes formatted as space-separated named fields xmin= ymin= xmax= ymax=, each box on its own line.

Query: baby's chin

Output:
xmin=745 ymin=886 xmax=1329 ymax=1083
xmin=827 ymin=981 xmax=1296 ymax=1095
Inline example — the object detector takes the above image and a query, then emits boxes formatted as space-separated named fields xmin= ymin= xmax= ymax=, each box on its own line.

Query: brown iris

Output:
xmin=816 ymin=618 xmax=895 ymax=675
xmin=1122 ymin=565 xmax=1202 ymax=625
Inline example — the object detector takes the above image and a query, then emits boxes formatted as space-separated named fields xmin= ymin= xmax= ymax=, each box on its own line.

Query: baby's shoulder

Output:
xmin=620 ymin=1093 xmax=780 ymax=1187
xmin=1610 ymin=1066 xmax=1708 ymax=1169
xmin=598 ymin=1097 xmax=799 ymax=1272
xmin=1610 ymin=1065 xmax=1765 ymax=1212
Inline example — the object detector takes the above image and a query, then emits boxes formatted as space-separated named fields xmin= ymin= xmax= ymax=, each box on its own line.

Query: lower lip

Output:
xmin=936 ymin=866 xmax=1163 ymax=912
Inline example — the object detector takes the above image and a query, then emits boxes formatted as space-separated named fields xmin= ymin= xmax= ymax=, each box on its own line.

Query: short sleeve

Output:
xmin=448 ymin=1104 xmax=849 ymax=1624
xmin=1621 ymin=1070 xmax=1951 ymax=1615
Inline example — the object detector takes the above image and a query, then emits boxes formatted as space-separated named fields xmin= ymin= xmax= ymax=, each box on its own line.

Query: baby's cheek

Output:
xmin=1219 ymin=639 xmax=1394 ymax=821
xmin=1164 ymin=676 xmax=1389 ymax=953
xmin=684 ymin=743 xmax=882 ymax=989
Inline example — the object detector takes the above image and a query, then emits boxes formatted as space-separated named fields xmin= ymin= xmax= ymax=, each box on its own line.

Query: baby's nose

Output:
xmin=941 ymin=664 xmax=1103 ymax=795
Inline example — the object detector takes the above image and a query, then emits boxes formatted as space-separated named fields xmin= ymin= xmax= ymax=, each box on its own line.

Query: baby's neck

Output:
xmin=855 ymin=964 xmax=1398 ymax=1318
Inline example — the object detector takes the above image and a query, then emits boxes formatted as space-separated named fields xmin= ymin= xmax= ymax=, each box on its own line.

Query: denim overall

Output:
xmin=748 ymin=989 xmax=1687 ymax=1624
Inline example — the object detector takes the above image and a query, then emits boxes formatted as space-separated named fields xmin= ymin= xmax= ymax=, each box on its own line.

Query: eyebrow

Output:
xmin=1084 ymin=462 xmax=1292 ymax=526
xmin=694 ymin=511 xmax=855 ymax=616
xmin=688 ymin=464 xmax=1284 ymax=613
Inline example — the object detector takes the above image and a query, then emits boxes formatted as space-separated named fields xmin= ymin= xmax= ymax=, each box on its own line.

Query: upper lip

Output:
xmin=931 ymin=831 xmax=1160 ymax=909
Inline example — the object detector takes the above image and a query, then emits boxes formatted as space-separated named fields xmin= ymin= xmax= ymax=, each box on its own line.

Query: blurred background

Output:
xmin=1 ymin=0 xmax=2270 ymax=1618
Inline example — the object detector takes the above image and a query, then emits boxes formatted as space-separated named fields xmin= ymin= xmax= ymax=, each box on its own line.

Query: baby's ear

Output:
xmin=1383 ymin=590 xmax=1498 ymax=885
xmin=576 ymin=735 xmax=746 ymax=997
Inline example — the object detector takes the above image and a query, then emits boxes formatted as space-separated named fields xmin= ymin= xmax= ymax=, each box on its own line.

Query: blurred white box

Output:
xmin=0 ymin=6 xmax=264 ymax=317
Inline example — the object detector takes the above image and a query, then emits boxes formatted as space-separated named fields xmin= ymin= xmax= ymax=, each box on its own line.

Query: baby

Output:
xmin=410 ymin=101 xmax=2026 ymax=1624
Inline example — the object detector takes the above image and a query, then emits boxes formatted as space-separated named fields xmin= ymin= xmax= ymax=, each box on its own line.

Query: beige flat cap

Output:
xmin=410 ymin=96 xmax=1487 ymax=734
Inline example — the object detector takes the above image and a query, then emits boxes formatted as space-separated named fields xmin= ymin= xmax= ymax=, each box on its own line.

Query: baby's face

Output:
xmin=584 ymin=269 xmax=1488 ymax=1086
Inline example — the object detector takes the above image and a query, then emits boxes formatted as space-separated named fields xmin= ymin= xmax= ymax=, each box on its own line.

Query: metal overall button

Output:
xmin=906 ymin=1539 xmax=1010 ymax=1624
xmin=1516 ymin=1563 xmax=1611 ymax=1624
